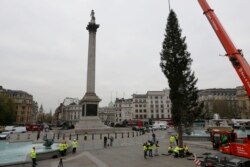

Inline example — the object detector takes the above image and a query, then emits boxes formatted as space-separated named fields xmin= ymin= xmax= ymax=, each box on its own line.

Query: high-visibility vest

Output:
xmin=72 ymin=141 xmax=78 ymax=148
xmin=143 ymin=145 xmax=147 ymax=151
xmin=170 ymin=136 xmax=175 ymax=142
xmin=30 ymin=149 xmax=36 ymax=158
xmin=63 ymin=143 xmax=68 ymax=150
xmin=174 ymin=146 xmax=180 ymax=154
xmin=184 ymin=146 xmax=189 ymax=152
xmin=148 ymin=145 xmax=153 ymax=150
xmin=175 ymin=134 xmax=179 ymax=140
xmin=168 ymin=146 xmax=173 ymax=151
xmin=59 ymin=143 xmax=64 ymax=151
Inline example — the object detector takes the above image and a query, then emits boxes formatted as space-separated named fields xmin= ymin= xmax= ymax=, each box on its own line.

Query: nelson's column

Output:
xmin=75 ymin=10 xmax=107 ymax=130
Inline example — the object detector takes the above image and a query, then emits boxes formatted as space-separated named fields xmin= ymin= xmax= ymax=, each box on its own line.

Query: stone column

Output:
xmin=78 ymin=10 xmax=102 ymax=124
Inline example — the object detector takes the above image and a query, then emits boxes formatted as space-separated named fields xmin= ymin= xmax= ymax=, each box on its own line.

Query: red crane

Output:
xmin=198 ymin=0 xmax=250 ymax=159
xmin=198 ymin=0 xmax=250 ymax=98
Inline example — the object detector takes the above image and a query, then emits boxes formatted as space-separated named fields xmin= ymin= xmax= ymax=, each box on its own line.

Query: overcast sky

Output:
xmin=1 ymin=0 xmax=250 ymax=112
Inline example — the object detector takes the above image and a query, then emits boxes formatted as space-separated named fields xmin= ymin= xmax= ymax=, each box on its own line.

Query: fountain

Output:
xmin=0 ymin=136 xmax=60 ymax=167
xmin=43 ymin=136 xmax=54 ymax=148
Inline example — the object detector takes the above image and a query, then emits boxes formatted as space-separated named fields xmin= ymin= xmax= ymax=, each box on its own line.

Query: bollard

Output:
xmin=57 ymin=133 xmax=60 ymax=140
xmin=122 ymin=133 xmax=123 ymax=138
xmin=92 ymin=134 xmax=94 ymax=140
xmin=69 ymin=134 xmax=71 ymax=140
xmin=17 ymin=134 xmax=20 ymax=140
xmin=63 ymin=134 xmax=65 ymax=140
xmin=100 ymin=133 xmax=102 ymax=140
xmin=128 ymin=132 xmax=129 ymax=138
xmin=53 ymin=133 xmax=55 ymax=139
xmin=45 ymin=133 xmax=47 ymax=138
xmin=108 ymin=133 xmax=109 ymax=139
xmin=115 ymin=133 xmax=117 ymax=139
xmin=76 ymin=134 xmax=78 ymax=140
xmin=84 ymin=133 xmax=87 ymax=141
xmin=133 ymin=131 xmax=134 ymax=137
xmin=27 ymin=133 xmax=30 ymax=139
xmin=136 ymin=131 xmax=138 ymax=136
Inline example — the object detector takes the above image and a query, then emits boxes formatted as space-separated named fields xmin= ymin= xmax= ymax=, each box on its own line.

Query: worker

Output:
xmin=173 ymin=145 xmax=180 ymax=158
xmin=183 ymin=144 xmax=192 ymax=156
xmin=63 ymin=141 xmax=68 ymax=156
xmin=221 ymin=134 xmax=228 ymax=144
xmin=168 ymin=146 xmax=174 ymax=154
xmin=143 ymin=142 xmax=148 ymax=159
xmin=148 ymin=141 xmax=153 ymax=157
xmin=154 ymin=140 xmax=159 ymax=156
xmin=59 ymin=141 xmax=64 ymax=156
xmin=169 ymin=135 xmax=176 ymax=147
xmin=72 ymin=139 xmax=78 ymax=154
xmin=30 ymin=147 xmax=37 ymax=167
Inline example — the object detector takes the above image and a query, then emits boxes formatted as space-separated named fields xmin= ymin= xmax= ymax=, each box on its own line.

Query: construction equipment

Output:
xmin=198 ymin=0 xmax=250 ymax=159
xmin=198 ymin=0 xmax=250 ymax=98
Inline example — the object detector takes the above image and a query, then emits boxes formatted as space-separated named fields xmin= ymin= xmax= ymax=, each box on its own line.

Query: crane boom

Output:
xmin=198 ymin=0 xmax=250 ymax=98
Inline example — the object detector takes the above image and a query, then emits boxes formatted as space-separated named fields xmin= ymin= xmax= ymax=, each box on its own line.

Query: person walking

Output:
xmin=175 ymin=134 xmax=179 ymax=145
xmin=152 ymin=132 xmax=156 ymax=144
xmin=72 ymin=139 xmax=78 ymax=154
xmin=110 ymin=136 xmax=114 ymax=147
xmin=104 ymin=136 xmax=107 ymax=148
xmin=30 ymin=147 xmax=37 ymax=167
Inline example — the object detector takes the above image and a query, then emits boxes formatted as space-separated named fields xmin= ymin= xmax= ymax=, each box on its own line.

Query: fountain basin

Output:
xmin=0 ymin=141 xmax=60 ymax=167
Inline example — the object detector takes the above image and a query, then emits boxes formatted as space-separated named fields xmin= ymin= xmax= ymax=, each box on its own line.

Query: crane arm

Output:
xmin=198 ymin=0 xmax=250 ymax=98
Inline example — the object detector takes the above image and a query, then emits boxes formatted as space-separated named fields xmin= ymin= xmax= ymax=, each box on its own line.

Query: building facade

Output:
xmin=198 ymin=88 xmax=239 ymax=119
xmin=99 ymin=101 xmax=116 ymax=125
xmin=236 ymin=86 xmax=250 ymax=119
xmin=0 ymin=86 xmax=37 ymax=124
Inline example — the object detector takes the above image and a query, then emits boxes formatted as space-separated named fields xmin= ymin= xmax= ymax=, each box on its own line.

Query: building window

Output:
xmin=140 ymin=110 xmax=142 ymax=113
xmin=144 ymin=115 xmax=147 ymax=118
xmin=144 ymin=109 xmax=146 ymax=113
xmin=135 ymin=109 xmax=138 ymax=113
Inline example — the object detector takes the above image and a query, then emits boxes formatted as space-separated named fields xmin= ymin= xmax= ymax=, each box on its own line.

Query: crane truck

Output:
xmin=198 ymin=0 xmax=250 ymax=159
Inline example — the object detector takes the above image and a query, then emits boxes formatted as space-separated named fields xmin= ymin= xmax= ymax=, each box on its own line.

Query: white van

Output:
xmin=13 ymin=127 xmax=27 ymax=133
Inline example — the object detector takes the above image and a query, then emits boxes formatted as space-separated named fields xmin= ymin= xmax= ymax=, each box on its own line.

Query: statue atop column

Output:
xmin=90 ymin=10 xmax=95 ymax=23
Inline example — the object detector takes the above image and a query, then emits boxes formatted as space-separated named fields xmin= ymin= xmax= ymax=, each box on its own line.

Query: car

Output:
xmin=13 ymin=126 xmax=27 ymax=133
xmin=0 ymin=131 xmax=11 ymax=140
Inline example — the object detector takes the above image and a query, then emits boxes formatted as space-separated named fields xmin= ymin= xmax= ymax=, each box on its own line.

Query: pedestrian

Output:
xmin=154 ymin=141 xmax=159 ymax=156
xmin=30 ymin=147 xmax=37 ymax=167
xmin=175 ymin=134 xmax=179 ymax=145
xmin=104 ymin=136 xmax=107 ymax=148
xmin=110 ymin=136 xmax=114 ymax=147
xmin=143 ymin=142 xmax=148 ymax=159
xmin=37 ymin=130 xmax=40 ymax=140
xmin=59 ymin=141 xmax=64 ymax=156
xmin=152 ymin=132 xmax=156 ymax=144
xmin=72 ymin=139 xmax=78 ymax=154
